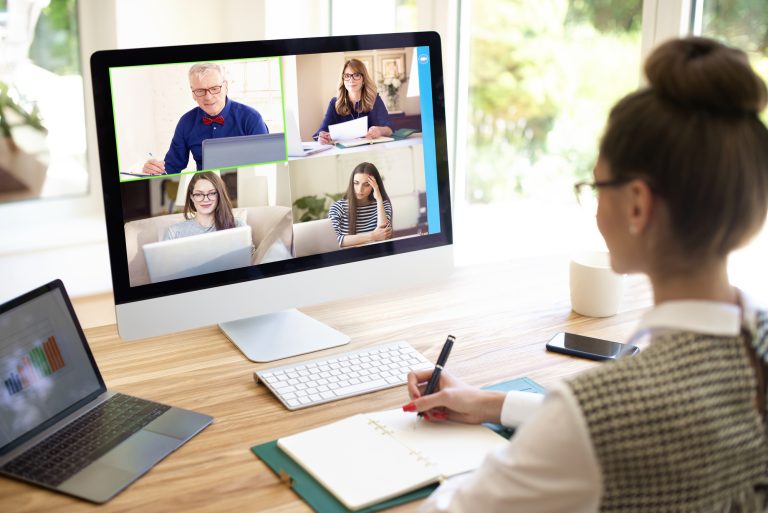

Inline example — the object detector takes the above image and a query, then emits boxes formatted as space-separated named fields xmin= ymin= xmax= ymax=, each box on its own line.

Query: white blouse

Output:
xmin=418 ymin=298 xmax=750 ymax=513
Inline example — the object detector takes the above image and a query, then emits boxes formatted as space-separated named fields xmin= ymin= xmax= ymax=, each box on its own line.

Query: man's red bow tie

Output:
xmin=202 ymin=115 xmax=225 ymax=125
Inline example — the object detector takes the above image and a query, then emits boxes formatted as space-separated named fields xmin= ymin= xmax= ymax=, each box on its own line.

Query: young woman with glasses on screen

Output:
xmin=404 ymin=37 xmax=768 ymax=512
xmin=314 ymin=58 xmax=394 ymax=145
xmin=163 ymin=172 xmax=244 ymax=240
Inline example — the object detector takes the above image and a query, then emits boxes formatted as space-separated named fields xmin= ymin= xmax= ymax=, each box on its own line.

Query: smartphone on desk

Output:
xmin=545 ymin=332 xmax=639 ymax=361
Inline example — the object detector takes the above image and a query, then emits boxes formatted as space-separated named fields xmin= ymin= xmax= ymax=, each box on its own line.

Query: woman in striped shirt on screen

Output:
xmin=328 ymin=162 xmax=393 ymax=247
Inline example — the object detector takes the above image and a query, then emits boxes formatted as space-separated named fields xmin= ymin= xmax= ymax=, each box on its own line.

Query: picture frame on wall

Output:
xmin=377 ymin=53 xmax=405 ymax=79
xmin=374 ymin=51 xmax=407 ymax=114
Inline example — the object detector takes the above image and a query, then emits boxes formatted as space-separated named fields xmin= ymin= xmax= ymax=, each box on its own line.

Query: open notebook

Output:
xmin=277 ymin=408 xmax=507 ymax=511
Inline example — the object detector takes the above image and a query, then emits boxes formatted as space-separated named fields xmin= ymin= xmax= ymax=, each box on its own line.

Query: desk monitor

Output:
xmin=202 ymin=133 xmax=287 ymax=170
xmin=91 ymin=32 xmax=453 ymax=362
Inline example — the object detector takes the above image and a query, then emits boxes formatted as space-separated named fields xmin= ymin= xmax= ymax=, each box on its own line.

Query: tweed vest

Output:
xmin=568 ymin=310 xmax=768 ymax=512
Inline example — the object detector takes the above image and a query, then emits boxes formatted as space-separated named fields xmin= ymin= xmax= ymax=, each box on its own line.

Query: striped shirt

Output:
xmin=328 ymin=199 xmax=392 ymax=246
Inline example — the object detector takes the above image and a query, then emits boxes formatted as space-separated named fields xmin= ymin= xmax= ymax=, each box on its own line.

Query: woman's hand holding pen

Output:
xmin=317 ymin=131 xmax=333 ymax=145
xmin=403 ymin=369 xmax=506 ymax=425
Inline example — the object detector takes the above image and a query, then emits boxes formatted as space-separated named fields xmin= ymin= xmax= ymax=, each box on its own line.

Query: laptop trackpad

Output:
xmin=98 ymin=429 xmax=181 ymax=473
xmin=58 ymin=462 xmax=136 ymax=503
xmin=144 ymin=407 xmax=213 ymax=440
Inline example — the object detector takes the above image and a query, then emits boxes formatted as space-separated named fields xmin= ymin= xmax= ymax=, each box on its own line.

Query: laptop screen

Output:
xmin=0 ymin=283 xmax=104 ymax=454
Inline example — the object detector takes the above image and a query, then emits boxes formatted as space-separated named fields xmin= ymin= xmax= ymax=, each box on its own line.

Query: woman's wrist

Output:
xmin=477 ymin=390 xmax=506 ymax=424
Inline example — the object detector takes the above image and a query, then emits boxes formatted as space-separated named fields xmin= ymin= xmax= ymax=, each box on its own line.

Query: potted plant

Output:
xmin=0 ymin=79 xmax=47 ymax=152
xmin=293 ymin=192 xmax=344 ymax=222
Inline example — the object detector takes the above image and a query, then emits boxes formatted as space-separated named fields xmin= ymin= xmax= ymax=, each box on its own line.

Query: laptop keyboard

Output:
xmin=2 ymin=393 xmax=169 ymax=487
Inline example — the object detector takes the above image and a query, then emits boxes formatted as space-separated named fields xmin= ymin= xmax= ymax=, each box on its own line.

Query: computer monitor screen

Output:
xmin=91 ymin=32 xmax=453 ymax=362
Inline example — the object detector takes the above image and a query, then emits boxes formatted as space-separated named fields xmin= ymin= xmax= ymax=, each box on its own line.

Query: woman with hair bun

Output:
xmin=403 ymin=37 xmax=768 ymax=513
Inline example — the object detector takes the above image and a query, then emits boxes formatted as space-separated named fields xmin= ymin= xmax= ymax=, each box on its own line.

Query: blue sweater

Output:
xmin=313 ymin=95 xmax=393 ymax=139
xmin=163 ymin=97 xmax=268 ymax=173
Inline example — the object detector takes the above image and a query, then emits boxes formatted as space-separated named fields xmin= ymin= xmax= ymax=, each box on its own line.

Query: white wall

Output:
xmin=295 ymin=53 xmax=341 ymax=140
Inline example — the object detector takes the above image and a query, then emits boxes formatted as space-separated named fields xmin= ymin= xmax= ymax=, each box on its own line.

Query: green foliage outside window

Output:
xmin=702 ymin=0 xmax=768 ymax=123
xmin=702 ymin=0 xmax=768 ymax=54
xmin=466 ymin=0 xmax=641 ymax=204
xmin=28 ymin=0 xmax=81 ymax=75
xmin=466 ymin=0 xmax=768 ymax=205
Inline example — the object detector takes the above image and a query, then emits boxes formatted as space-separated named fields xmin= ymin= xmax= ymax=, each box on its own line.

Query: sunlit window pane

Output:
xmin=0 ymin=0 xmax=88 ymax=204
xmin=456 ymin=0 xmax=642 ymax=264
xmin=465 ymin=0 xmax=641 ymax=204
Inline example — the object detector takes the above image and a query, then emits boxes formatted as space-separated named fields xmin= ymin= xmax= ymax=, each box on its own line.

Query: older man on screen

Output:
xmin=143 ymin=62 xmax=269 ymax=174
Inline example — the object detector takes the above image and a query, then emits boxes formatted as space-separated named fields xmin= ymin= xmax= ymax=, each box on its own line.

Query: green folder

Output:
xmin=251 ymin=376 xmax=546 ymax=513
xmin=391 ymin=127 xmax=419 ymax=140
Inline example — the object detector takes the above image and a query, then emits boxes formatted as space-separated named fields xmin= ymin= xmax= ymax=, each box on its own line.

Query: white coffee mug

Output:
xmin=569 ymin=251 xmax=625 ymax=317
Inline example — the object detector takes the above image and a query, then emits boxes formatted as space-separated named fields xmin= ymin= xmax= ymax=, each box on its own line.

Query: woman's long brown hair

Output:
xmin=335 ymin=59 xmax=378 ymax=116
xmin=182 ymin=171 xmax=236 ymax=230
xmin=344 ymin=162 xmax=390 ymax=235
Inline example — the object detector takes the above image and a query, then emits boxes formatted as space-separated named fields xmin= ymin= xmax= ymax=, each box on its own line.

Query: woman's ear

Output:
xmin=627 ymin=179 xmax=654 ymax=235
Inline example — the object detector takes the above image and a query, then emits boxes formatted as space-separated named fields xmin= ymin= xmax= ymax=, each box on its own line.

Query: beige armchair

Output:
xmin=124 ymin=206 xmax=294 ymax=287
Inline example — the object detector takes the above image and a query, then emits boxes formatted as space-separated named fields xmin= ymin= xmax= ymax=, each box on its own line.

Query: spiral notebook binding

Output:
xmin=366 ymin=418 xmax=437 ymax=468
xmin=367 ymin=418 xmax=395 ymax=437
xmin=408 ymin=448 xmax=437 ymax=468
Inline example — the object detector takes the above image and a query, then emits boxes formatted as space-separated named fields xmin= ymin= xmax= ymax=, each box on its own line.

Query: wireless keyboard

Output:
xmin=254 ymin=341 xmax=434 ymax=410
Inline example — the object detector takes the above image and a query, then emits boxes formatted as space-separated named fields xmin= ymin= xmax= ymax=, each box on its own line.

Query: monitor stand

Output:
xmin=219 ymin=309 xmax=350 ymax=362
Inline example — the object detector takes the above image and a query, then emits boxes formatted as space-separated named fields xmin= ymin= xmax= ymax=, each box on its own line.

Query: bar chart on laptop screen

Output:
xmin=2 ymin=322 xmax=66 ymax=396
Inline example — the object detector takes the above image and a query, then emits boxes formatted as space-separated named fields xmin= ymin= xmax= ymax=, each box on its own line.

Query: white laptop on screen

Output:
xmin=143 ymin=225 xmax=253 ymax=283
xmin=286 ymin=109 xmax=332 ymax=158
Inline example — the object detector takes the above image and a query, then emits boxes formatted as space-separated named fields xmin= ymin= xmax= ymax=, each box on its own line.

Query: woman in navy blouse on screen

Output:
xmin=314 ymin=59 xmax=394 ymax=145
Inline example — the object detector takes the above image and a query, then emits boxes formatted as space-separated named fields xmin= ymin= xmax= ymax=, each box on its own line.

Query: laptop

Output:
xmin=292 ymin=218 xmax=340 ymax=258
xmin=0 ymin=280 xmax=213 ymax=503
xmin=285 ymin=109 xmax=332 ymax=158
xmin=143 ymin=225 xmax=253 ymax=283
xmin=202 ymin=132 xmax=286 ymax=170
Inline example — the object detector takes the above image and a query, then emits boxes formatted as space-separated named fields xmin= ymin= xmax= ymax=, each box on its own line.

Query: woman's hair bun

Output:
xmin=644 ymin=36 xmax=767 ymax=115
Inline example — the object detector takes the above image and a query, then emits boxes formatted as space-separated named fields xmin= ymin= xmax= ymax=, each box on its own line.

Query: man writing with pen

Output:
xmin=142 ymin=62 xmax=268 ymax=175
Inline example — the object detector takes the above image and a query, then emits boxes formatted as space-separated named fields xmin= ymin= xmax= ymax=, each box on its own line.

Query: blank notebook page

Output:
xmin=277 ymin=408 xmax=507 ymax=511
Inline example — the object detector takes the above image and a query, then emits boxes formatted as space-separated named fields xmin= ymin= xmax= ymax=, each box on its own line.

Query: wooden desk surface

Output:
xmin=1 ymin=256 xmax=652 ymax=513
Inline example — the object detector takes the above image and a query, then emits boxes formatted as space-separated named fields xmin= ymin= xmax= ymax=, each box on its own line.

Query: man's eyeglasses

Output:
xmin=191 ymin=191 xmax=219 ymax=202
xmin=192 ymin=84 xmax=224 ymax=97
xmin=573 ymin=178 xmax=632 ymax=210
xmin=342 ymin=72 xmax=363 ymax=81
